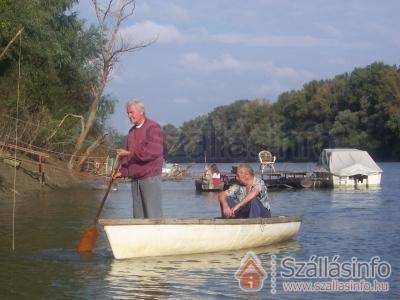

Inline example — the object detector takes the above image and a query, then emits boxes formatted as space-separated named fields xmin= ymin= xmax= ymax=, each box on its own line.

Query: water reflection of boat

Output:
xmin=98 ymin=216 xmax=303 ymax=259
xmin=103 ymin=241 xmax=301 ymax=298
xmin=106 ymin=240 xmax=301 ymax=274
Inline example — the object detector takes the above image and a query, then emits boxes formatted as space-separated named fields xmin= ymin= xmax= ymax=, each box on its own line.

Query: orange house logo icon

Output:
xmin=235 ymin=251 xmax=267 ymax=292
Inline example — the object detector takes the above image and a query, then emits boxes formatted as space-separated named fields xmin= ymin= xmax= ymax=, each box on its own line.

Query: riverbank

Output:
xmin=0 ymin=153 xmax=102 ymax=198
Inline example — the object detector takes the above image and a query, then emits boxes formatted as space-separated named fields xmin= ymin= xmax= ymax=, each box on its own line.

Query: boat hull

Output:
xmin=195 ymin=179 xmax=224 ymax=192
xmin=99 ymin=216 xmax=302 ymax=259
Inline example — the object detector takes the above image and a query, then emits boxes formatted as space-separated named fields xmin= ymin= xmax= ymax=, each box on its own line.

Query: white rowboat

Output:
xmin=99 ymin=216 xmax=303 ymax=259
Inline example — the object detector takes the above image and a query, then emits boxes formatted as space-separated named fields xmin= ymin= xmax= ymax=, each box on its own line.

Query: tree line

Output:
xmin=163 ymin=62 xmax=400 ymax=162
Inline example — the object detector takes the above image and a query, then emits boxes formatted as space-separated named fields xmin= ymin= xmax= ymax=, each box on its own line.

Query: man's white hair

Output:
xmin=237 ymin=163 xmax=254 ymax=176
xmin=126 ymin=99 xmax=145 ymax=113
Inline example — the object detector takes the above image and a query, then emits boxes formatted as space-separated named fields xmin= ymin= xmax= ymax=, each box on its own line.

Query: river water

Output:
xmin=0 ymin=162 xmax=399 ymax=299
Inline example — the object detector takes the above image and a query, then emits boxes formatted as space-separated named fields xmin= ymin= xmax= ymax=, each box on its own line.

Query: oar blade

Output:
xmin=77 ymin=224 xmax=99 ymax=253
xmin=76 ymin=155 xmax=120 ymax=254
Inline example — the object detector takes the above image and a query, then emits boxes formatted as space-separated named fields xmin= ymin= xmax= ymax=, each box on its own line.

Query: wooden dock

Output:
xmin=261 ymin=170 xmax=307 ymax=189
xmin=221 ymin=168 xmax=331 ymax=190
xmin=261 ymin=170 xmax=331 ymax=189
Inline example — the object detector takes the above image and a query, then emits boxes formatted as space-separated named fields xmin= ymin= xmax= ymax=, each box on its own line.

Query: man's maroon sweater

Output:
xmin=119 ymin=118 xmax=164 ymax=180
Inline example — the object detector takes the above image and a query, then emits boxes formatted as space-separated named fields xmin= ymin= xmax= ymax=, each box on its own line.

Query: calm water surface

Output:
xmin=0 ymin=162 xmax=399 ymax=299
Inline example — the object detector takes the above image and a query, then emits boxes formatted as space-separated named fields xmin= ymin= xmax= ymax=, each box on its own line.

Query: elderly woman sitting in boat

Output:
xmin=210 ymin=163 xmax=222 ymax=185
xmin=218 ymin=163 xmax=271 ymax=218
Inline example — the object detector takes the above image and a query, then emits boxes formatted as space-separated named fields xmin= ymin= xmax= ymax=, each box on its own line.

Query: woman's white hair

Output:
xmin=126 ymin=99 xmax=145 ymax=113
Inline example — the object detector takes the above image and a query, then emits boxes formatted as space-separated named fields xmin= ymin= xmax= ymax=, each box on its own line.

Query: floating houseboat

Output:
xmin=314 ymin=149 xmax=382 ymax=188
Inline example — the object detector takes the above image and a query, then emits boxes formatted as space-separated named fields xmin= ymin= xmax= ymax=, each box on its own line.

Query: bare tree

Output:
xmin=69 ymin=0 xmax=154 ymax=169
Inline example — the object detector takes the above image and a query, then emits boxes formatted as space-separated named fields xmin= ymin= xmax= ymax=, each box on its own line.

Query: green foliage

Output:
xmin=0 ymin=0 xmax=115 ymax=156
xmin=163 ymin=123 xmax=180 ymax=158
xmin=386 ymin=112 xmax=400 ymax=136
xmin=105 ymin=128 xmax=125 ymax=149
xmin=0 ymin=0 xmax=100 ymax=116
xmin=164 ymin=62 xmax=400 ymax=162
xmin=95 ymin=95 xmax=117 ymax=132
xmin=330 ymin=110 xmax=369 ymax=148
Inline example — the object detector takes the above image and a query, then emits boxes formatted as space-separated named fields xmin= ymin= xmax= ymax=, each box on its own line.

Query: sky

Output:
xmin=74 ymin=0 xmax=400 ymax=133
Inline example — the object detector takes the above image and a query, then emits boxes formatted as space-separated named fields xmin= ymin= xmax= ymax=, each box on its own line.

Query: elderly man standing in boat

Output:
xmin=218 ymin=163 xmax=271 ymax=218
xmin=114 ymin=100 xmax=164 ymax=218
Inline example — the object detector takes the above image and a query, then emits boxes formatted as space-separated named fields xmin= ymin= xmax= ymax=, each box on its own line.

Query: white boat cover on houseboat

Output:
xmin=317 ymin=149 xmax=382 ymax=177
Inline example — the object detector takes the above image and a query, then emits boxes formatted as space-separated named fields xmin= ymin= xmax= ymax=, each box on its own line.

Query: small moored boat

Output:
xmin=195 ymin=178 xmax=225 ymax=192
xmin=99 ymin=216 xmax=303 ymax=259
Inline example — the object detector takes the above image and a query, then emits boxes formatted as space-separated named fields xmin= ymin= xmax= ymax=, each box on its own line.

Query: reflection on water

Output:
xmin=0 ymin=163 xmax=399 ymax=299
xmin=104 ymin=241 xmax=301 ymax=299
xmin=329 ymin=188 xmax=383 ymax=209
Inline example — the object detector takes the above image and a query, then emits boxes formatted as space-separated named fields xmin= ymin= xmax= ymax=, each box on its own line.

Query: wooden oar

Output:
xmin=77 ymin=156 xmax=120 ymax=253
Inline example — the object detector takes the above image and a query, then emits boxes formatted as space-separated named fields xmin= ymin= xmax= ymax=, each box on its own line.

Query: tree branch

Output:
xmin=76 ymin=133 xmax=108 ymax=169
xmin=0 ymin=28 xmax=24 ymax=59
xmin=46 ymin=114 xmax=85 ymax=142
